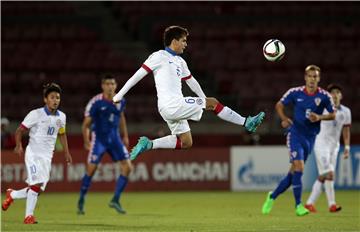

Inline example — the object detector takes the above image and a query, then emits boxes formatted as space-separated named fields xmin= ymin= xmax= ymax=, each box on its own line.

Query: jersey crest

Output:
xmin=314 ymin=97 xmax=321 ymax=106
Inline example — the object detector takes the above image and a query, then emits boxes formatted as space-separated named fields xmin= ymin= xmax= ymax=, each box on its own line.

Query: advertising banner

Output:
xmin=1 ymin=148 xmax=230 ymax=192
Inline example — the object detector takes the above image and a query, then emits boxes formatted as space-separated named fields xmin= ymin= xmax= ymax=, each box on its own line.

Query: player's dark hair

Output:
xmin=101 ymin=73 xmax=116 ymax=83
xmin=305 ymin=64 xmax=321 ymax=74
xmin=43 ymin=83 xmax=61 ymax=98
xmin=327 ymin=83 xmax=342 ymax=92
xmin=163 ymin=26 xmax=189 ymax=47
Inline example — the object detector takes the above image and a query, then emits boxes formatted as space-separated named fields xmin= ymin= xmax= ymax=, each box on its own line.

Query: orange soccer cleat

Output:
xmin=304 ymin=204 xmax=317 ymax=213
xmin=2 ymin=189 xmax=14 ymax=211
xmin=329 ymin=204 xmax=342 ymax=213
xmin=24 ymin=215 xmax=38 ymax=224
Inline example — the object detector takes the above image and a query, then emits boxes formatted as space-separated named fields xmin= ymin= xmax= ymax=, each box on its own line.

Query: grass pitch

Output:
xmin=1 ymin=191 xmax=359 ymax=232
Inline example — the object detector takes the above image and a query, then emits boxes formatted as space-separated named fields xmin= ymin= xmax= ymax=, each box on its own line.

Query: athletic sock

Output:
xmin=112 ymin=175 xmax=128 ymax=203
xmin=214 ymin=103 xmax=246 ymax=126
xmin=271 ymin=172 xmax=293 ymax=199
xmin=79 ymin=174 xmax=93 ymax=199
xmin=10 ymin=187 xmax=29 ymax=199
xmin=292 ymin=171 xmax=303 ymax=206
xmin=324 ymin=180 xmax=336 ymax=207
xmin=152 ymin=135 xmax=182 ymax=149
xmin=306 ymin=179 xmax=323 ymax=205
xmin=25 ymin=186 xmax=40 ymax=217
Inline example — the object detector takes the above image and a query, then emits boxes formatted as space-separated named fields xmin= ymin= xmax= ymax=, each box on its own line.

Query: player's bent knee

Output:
xmin=327 ymin=172 xmax=334 ymax=180
xmin=181 ymin=140 xmax=193 ymax=149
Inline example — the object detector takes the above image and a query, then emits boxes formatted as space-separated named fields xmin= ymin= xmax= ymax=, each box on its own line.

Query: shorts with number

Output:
xmin=88 ymin=134 xmax=129 ymax=164
xmin=286 ymin=128 xmax=315 ymax=163
xmin=313 ymin=140 xmax=339 ymax=175
xmin=25 ymin=146 xmax=52 ymax=191
xmin=159 ymin=97 xmax=206 ymax=135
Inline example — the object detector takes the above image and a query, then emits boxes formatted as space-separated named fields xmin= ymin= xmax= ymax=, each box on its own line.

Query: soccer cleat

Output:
xmin=109 ymin=200 xmax=126 ymax=214
xmin=329 ymin=204 xmax=342 ymax=213
xmin=305 ymin=204 xmax=317 ymax=213
xmin=24 ymin=215 xmax=38 ymax=224
xmin=245 ymin=112 xmax=265 ymax=133
xmin=262 ymin=191 xmax=274 ymax=215
xmin=2 ymin=189 xmax=14 ymax=211
xmin=130 ymin=136 xmax=153 ymax=161
xmin=77 ymin=197 xmax=85 ymax=215
xmin=295 ymin=203 xmax=309 ymax=216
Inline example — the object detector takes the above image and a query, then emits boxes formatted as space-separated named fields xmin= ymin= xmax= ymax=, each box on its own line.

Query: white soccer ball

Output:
xmin=263 ymin=39 xmax=285 ymax=61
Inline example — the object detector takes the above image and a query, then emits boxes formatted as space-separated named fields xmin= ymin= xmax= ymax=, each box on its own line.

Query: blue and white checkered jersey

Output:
xmin=280 ymin=86 xmax=335 ymax=137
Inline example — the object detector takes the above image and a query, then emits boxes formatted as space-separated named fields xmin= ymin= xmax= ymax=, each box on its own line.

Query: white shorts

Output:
xmin=313 ymin=141 xmax=339 ymax=176
xmin=25 ymin=147 xmax=52 ymax=191
xmin=159 ymin=97 xmax=205 ymax=135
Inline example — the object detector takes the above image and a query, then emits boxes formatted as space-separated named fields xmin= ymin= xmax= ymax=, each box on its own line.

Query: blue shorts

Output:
xmin=88 ymin=136 xmax=129 ymax=164
xmin=286 ymin=129 xmax=315 ymax=163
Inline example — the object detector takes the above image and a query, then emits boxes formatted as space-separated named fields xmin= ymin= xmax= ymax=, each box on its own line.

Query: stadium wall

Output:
xmin=2 ymin=146 xmax=359 ymax=192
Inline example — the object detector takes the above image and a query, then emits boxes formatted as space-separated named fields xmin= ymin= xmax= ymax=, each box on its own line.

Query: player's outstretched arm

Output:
xmin=58 ymin=132 xmax=72 ymax=164
xmin=275 ymin=101 xmax=293 ymax=128
xmin=309 ymin=112 xmax=336 ymax=122
xmin=119 ymin=112 xmax=129 ymax=148
xmin=185 ymin=76 xmax=206 ymax=98
xmin=342 ymin=126 xmax=351 ymax=159
xmin=113 ymin=67 xmax=148 ymax=103
xmin=14 ymin=126 xmax=27 ymax=156
xmin=82 ymin=116 xmax=92 ymax=151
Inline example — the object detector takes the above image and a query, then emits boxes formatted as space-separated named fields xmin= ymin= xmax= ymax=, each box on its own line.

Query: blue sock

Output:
xmin=292 ymin=171 xmax=303 ymax=206
xmin=79 ymin=174 xmax=93 ymax=199
xmin=271 ymin=172 xmax=293 ymax=200
xmin=112 ymin=175 xmax=128 ymax=203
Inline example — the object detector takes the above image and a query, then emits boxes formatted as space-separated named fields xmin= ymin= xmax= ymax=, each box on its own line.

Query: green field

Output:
xmin=2 ymin=191 xmax=359 ymax=232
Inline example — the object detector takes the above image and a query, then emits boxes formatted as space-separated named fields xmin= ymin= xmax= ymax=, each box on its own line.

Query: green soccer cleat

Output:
xmin=109 ymin=201 xmax=126 ymax=214
xmin=130 ymin=136 xmax=153 ymax=160
xmin=262 ymin=191 xmax=274 ymax=215
xmin=245 ymin=112 xmax=265 ymax=133
xmin=296 ymin=203 xmax=309 ymax=216
xmin=77 ymin=197 xmax=85 ymax=215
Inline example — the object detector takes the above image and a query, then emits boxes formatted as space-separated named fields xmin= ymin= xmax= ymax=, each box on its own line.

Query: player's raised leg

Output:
xmin=206 ymin=98 xmax=265 ymax=133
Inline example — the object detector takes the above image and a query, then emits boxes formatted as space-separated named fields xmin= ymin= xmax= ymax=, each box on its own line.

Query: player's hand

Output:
xmin=309 ymin=112 xmax=321 ymax=122
xmin=14 ymin=145 xmax=24 ymax=156
xmin=123 ymin=137 xmax=130 ymax=149
xmin=65 ymin=152 xmax=72 ymax=164
xmin=84 ymin=140 xmax=91 ymax=151
xmin=281 ymin=118 xmax=293 ymax=128
xmin=343 ymin=149 xmax=350 ymax=159
xmin=112 ymin=94 xmax=123 ymax=103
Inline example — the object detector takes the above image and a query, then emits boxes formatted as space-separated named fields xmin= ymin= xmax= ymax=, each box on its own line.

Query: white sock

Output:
xmin=324 ymin=180 xmax=336 ymax=207
xmin=306 ymin=180 xmax=323 ymax=205
xmin=152 ymin=135 xmax=178 ymax=149
xmin=25 ymin=189 xmax=39 ymax=217
xmin=217 ymin=106 xmax=246 ymax=126
xmin=10 ymin=187 xmax=28 ymax=199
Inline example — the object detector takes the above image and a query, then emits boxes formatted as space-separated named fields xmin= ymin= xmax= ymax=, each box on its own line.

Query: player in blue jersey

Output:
xmin=262 ymin=65 xmax=336 ymax=216
xmin=77 ymin=74 xmax=132 ymax=215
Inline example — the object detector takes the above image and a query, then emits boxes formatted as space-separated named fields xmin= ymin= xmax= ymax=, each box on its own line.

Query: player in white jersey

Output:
xmin=2 ymin=83 xmax=72 ymax=224
xmin=305 ymin=84 xmax=351 ymax=213
xmin=112 ymin=25 xmax=265 ymax=160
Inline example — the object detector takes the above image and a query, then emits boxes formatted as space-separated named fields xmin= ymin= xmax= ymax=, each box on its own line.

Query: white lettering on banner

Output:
xmin=49 ymin=164 xmax=63 ymax=182
xmin=1 ymin=164 xmax=27 ymax=182
xmin=93 ymin=164 xmax=115 ymax=182
xmin=67 ymin=164 xmax=86 ymax=182
xmin=152 ymin=162 xmax=228 ymax=182
xmin=129 ymin=163 xmax=149 ymax=182
xmin=337 ymin=153 xmax=353 ymax=186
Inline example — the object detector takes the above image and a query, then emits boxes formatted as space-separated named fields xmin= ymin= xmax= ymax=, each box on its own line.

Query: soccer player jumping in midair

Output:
xmin=113 ymin=25 xmax=265 ymax=160
xmin=262 ymin=65 xmax=336 ymax=216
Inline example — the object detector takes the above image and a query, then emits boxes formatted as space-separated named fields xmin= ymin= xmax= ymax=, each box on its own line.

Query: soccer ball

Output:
xmin=263 ymin=39 xmax=285 ymax=61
